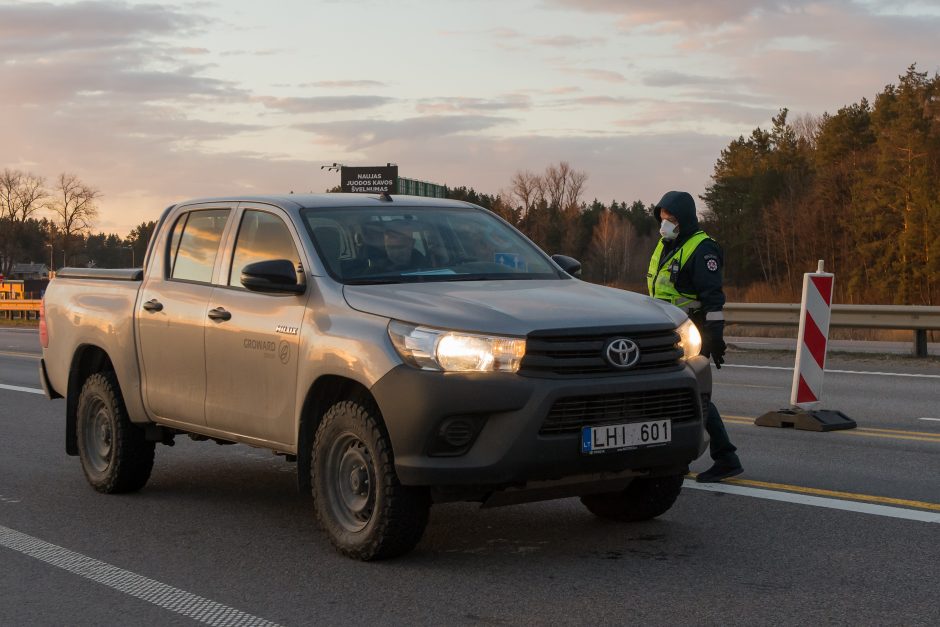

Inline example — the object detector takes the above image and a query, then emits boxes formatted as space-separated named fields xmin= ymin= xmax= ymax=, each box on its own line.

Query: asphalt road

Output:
xmin=1 ymin=328 xmax=938 ymax=626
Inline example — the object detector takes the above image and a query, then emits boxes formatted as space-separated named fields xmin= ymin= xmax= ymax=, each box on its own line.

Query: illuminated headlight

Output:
xmin=677 ymin=319 xmax=702 ymax=359
xmin=388 ymin=321 xmax=526 ymax=373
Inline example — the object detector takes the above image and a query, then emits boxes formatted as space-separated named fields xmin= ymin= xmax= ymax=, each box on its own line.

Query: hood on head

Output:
xmin=653 ymin=191 xmax=699 ymax=239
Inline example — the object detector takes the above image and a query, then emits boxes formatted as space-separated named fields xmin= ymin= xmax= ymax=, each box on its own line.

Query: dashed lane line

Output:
xmin=0 ymin=383 xmax=44 ymax=395
xmin=0 ymin=524 xmax=283 ymax=627
xmin=0 ymin=350 xmax=40 ymax=359
xmin=683 ymin=479 xmax=940 ymax=523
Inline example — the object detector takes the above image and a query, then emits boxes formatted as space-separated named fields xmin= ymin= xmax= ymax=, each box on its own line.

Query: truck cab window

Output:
xmin=229 ymin=210 xmax=301 ymax=287
xmin=169 ymin=209 xmax=230 ymax=283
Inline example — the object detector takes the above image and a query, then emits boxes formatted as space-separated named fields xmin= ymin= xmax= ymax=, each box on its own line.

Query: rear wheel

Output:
xmin=312 ymin=399 xmax=429 ymax=560
xmin=580 ymin=474 xmax=684 ymax=522
xmin=76 ymin=371 xmax=155 ymax=493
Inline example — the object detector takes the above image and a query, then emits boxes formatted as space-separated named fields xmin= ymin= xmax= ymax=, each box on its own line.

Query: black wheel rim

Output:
xmin=82 ymin=398 xmax=113 ymax=474
xmin=325 ymin=432 xmax=376 ymax=532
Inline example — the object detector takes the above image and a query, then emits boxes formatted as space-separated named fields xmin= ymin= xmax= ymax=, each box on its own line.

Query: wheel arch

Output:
xmin=65 ymin=344 xmax=116 ymax=456
xmin=296 ymin=374 xmax=376 ymax=495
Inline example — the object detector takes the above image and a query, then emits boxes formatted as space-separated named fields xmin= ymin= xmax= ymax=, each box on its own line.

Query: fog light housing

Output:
xmin=427 ymin=415 xmax=486 ymax=457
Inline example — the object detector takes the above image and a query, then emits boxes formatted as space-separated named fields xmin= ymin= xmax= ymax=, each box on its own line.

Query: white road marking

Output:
xmin=0 ymin=350 xmax=40 ymax=360
xmin=0 ymin=524 xmax=282 ymax=626
xmin=0 ymin=383 xmax=44 ymax=395
xmin=684 ymin=480 xmax=940 ymax=523
xmin=918 ymin=417 xmax=940 ymax=422
xmin=721 ymin=364 xmax=940 ymax=379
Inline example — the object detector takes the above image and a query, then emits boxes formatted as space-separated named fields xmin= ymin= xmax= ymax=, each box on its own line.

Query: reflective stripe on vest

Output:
xmin=647 ymin=231 xmax=710 ymax=309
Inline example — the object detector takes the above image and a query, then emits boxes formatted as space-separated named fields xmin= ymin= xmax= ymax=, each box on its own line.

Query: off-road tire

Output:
xmin=312 ymin=399 xmax=430 ymax=560
xmin=76 ymin=371 xmax=155 ymax=493
xmin=580 ymin=473 xmax=684 ymax=522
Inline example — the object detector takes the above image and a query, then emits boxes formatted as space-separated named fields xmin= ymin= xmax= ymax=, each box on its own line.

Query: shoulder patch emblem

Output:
xmin=706 ymin=259 xmax=719 ymax=272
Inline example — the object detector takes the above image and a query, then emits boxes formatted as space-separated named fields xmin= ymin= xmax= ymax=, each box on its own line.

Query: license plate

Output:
xmin=581 ymin=420 xmax=671 ymax=454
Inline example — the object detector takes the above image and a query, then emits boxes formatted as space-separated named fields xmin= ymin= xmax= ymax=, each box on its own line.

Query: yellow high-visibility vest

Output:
xmin=647 ymin=231 xmax=710 ymax=309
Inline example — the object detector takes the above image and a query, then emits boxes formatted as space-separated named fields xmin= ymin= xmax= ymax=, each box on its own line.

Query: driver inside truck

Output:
xmin=363 ymin=221 xmax=426 ymax=271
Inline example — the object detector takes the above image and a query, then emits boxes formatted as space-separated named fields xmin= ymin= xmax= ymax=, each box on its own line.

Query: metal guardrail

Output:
xmin=725 ymin=303 xmax=940 ymax=357
xmin=2 ymin=299 xmax=937 ymax=355
xmin=0 ymin=300 xmax=41 ymax=312
xmin=0 ymin=299 xmax=41 ymax=321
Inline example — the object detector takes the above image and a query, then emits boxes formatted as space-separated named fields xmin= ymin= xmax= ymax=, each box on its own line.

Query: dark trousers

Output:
xmin=705 ymin=401 xmax=740 ymax=467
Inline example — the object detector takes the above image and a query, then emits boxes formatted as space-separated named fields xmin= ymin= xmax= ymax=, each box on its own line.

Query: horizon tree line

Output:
xmin=2 ymin=64 xmax=935 ymax=305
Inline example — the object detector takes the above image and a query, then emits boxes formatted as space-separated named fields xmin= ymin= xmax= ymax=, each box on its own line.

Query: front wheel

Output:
xmin=312 ymin=399 xmax=429 ymax=560
xmin=76 ymin=371 xmax=155 ymax=493
xmin=580 ymin=474 xmax=684 ymax=522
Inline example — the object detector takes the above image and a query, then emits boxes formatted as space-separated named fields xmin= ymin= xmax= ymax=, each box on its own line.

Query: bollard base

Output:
xmin=755 ymin=408 xmax=857 ymax=432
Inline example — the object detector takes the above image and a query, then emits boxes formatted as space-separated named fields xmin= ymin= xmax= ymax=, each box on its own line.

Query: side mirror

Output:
xmin=551 ymin=254 xmax=582 ymax=277
xmin=241 ymin=259 xmax=305 ymax=294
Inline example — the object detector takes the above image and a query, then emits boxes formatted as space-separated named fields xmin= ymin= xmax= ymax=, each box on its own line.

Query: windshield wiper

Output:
xmin=343 ymin=277 xmax=405 ymax=285
xmin=447 ymin=274 xmax=545 ymax=281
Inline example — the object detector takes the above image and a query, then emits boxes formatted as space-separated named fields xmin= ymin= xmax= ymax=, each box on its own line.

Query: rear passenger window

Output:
xmin=228 ymin=211 xmax=301 ymax=287
xmin=169 ymin=209 xmax=230 ymax=283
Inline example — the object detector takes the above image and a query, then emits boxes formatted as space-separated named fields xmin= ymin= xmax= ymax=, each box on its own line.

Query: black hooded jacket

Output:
xmin=652 ymin=191 xmax=725 ymax=314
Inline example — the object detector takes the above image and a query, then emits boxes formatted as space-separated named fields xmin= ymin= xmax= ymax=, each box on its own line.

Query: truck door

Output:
xmin=204 ymin=206 xmax=307 ymax=446
xmin=137 ymin=207 xmax=233 ymax=426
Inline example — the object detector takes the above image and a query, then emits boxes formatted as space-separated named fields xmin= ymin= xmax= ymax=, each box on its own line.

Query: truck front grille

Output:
xmin=520 ymin=326 xmax=682 ymax=377
xmin=540 ymin=388 xmax=700 ymax=435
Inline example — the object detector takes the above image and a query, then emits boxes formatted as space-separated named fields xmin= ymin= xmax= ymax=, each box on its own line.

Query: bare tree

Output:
xmin=0 ymin=169 xmax=20 ymax=221
xmin=0 ymin=169 xmax=50 ymax=274
xmin=541 ymin=161 xmax=588 ymax=210
xmin=52 ymin=173 xmax=101 ymax=266
xmin=563 ymin=168 xmax=588 ymax=212
xmin=791 ymin=113 xmax=821 ymax=149
xmin=543 ymin=162 xmax=569 ymax=210
xmin=509 ymin=170 xmax=540 ymax=229
xmin=588 ymin=209 xmax=626 ymax=284
xmin=1 ymin=169 xmax=48 ymax=221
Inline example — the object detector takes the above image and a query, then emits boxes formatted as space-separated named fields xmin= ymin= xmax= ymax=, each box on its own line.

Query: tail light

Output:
xmin=40 ymin=298 xmax=49 ymax=348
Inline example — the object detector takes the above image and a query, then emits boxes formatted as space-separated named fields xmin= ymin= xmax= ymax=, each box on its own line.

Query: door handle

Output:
xmin=208 ymin=307 xmax=232 ymax=322
xmin=142 ymin=299 xmax=163 ymax=313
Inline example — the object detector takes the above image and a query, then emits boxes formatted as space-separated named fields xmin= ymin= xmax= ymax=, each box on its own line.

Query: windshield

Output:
xmin=300 ymin=205 xmax=563 ymax=284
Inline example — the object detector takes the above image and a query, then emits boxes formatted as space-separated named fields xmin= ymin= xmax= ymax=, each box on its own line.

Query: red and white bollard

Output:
xmin=756 ymin=260 xmax=856 ymax=432
xmin=791 ymin=260 xmax=833 ymax=408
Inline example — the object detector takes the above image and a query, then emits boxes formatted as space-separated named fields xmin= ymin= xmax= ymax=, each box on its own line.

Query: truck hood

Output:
xmin=342 ymin=279 xmax=685 ymax=336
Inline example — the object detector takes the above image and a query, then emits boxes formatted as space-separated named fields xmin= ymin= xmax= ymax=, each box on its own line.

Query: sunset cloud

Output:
xmin=415 ymin=95 xmax=532 ymax=114
xmin=0 ymin=1 xmax=206 ymax=53
xmin=295 ymin=115 xmax=517 ymax=149
xmin=257 ymin=95 xmax=395 ymax=114
xmin=1 ymin=0 xmax=936 ymax=235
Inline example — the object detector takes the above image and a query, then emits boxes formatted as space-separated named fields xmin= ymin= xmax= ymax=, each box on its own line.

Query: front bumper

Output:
xmin=371 ymin=356 xmax=711 ymax=489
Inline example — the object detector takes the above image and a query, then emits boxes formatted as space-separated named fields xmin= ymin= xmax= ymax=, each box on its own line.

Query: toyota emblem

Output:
xmin=605 ymin=338 xmax=641 ymax=369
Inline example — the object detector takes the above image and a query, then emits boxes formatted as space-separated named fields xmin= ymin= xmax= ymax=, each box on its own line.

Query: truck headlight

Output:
xmin=388 ymin=321 xmax=526 ymax=373
xmin=677 ymin=319 xmax=702 ymax=359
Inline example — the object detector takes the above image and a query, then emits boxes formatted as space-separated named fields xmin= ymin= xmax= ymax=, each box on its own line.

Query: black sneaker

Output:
xmin=696 ymin=463 xmax=743 ymax=483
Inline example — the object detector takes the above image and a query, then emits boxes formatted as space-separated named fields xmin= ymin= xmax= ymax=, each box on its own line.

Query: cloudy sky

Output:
xmin=2 ymin=0 xmax=939 ymax=234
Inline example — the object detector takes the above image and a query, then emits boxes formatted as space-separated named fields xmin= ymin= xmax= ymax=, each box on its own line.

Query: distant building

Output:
xmin=11 ymin=263 xmax=49 ymax=280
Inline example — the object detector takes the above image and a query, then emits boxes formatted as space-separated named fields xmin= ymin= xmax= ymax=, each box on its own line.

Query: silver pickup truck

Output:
xmin=40 ymin=193 xmax=709 ymax=560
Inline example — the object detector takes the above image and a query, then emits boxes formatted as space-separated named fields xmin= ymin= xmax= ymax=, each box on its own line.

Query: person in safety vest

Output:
xmin=649 ymin=191 xmax=743 ymax=483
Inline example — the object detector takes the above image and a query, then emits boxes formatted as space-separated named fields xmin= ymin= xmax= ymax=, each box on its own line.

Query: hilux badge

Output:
xmin=605 ymin=338 xmax=640 ymax=369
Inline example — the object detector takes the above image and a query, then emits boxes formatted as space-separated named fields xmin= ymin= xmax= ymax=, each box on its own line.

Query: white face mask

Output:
xmin=659 ymin=220 xmax=679 ymax=241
